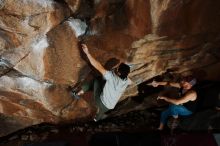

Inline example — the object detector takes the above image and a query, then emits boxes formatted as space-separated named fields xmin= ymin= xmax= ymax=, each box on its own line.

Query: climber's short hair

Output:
xmin=117 ymin=63 xmax=130 ymax=80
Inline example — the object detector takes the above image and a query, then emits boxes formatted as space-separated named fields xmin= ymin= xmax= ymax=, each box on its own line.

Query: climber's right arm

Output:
xmin=82 ymin=44 xmax=107 ymax=75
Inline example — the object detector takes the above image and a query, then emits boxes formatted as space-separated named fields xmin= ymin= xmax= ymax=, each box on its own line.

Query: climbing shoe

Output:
xmin=70 ymin=90 xmax=80 ymax=100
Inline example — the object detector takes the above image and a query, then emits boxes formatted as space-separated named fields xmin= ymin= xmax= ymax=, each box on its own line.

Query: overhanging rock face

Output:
xmin=0 ymin=0 xmax=220 ymax=137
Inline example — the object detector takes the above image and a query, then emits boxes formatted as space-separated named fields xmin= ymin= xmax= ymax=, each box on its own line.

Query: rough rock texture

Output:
xmin=0 ymin=0 xmax=220 ymax=137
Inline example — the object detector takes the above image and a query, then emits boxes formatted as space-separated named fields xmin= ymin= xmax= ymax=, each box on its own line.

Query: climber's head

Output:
xmin=116 ymin=63 xmax=130 ymax=80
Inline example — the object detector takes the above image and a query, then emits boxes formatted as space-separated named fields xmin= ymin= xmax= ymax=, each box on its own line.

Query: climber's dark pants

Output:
xmin=81 ymin=78 xmax=109 ymax=120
